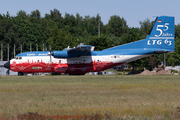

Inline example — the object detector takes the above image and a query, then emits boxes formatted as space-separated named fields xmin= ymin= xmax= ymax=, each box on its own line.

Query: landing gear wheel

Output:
xmin=69 ymin=73 xmax=85 ymax=75
xmin=18 ymin=72 xmax=24 ymax=76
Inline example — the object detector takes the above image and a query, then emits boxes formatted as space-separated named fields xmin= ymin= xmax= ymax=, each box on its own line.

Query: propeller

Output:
xmin=45 ymin=45 xmax=47 ymax=51
xmin=47 ymin=45 xmax=53 ymax=63
xmin=49 ymin=45 xmax=52 ymax=63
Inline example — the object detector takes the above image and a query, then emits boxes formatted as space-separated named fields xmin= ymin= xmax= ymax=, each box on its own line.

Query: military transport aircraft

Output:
xmin=4 ymin=16 xmax=174 ymax=75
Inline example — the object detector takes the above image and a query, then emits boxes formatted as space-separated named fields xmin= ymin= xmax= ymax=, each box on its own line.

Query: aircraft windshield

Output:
xmin=15 ymin=56 xmax=22 ymax=60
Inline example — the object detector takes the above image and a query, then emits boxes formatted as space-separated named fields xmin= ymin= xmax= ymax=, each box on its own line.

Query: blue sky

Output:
xmin=0 ymin=0 xmax=179 ymax=27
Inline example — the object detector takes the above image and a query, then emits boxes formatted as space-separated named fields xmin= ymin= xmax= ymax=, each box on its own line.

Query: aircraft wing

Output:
xmin=67 ymin=45 xmax=94 ymax=57
xmin=52 ymin=44 xmax=95 ymax=58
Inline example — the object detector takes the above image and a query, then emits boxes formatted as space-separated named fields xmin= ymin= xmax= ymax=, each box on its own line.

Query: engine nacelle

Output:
xmin=53 ymin=51 xmax=68 ymax=58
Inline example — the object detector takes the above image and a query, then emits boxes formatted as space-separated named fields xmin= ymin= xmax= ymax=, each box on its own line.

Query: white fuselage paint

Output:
xmin=11 ymin=54 xmax=148 ymax=65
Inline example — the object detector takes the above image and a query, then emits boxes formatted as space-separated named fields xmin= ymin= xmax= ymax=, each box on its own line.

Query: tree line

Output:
xmin=0 ymin=9 xmax=180 ymax=70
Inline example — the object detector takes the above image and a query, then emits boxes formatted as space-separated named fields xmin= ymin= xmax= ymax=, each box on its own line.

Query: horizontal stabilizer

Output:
xmin=154 ymin=51 xmax=166 ymax=53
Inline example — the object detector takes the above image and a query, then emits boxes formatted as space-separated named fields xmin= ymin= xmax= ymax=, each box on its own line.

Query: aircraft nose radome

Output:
xmin=4 ymin=61 xmax=10 ymax=69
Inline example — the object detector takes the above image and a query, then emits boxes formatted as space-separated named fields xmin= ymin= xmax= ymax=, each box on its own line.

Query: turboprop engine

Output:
xmin=48 ymin=43 xmax=95 ymax=59
xmin=53 ymin=51 xmax=68 ymax=58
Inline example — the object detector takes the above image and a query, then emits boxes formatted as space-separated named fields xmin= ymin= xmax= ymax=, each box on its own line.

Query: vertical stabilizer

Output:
xmin=146 ymin=16 xmax=174 ymax=51
xmin=103 ymin=16 xmax=175 ymax=52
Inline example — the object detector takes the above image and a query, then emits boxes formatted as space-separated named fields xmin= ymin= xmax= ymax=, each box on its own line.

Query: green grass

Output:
xmin=0 ymin=75 xmax=180 ymax=119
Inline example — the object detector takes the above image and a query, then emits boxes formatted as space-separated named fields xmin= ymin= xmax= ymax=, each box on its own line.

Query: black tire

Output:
xmin=18 ymin=72 xmax=24 ymax=76
xmin=69 ymin=73 xmax=85 ymax=75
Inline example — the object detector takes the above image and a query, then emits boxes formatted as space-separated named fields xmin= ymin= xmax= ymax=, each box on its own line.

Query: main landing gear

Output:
xmin=69 ymin=73 xmax=85 ymax=75
xmin=18 ymin=72 xmax=24 ymax=76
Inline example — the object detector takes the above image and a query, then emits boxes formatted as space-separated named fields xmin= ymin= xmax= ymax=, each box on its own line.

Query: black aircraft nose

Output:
xmin=4 ymin=61 xmax=10 ymax=69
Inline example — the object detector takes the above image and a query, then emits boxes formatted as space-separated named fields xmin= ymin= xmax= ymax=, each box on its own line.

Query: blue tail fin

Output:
xmin=146 ymin=16 xmax=174 ymax=51
xmin=104 ymin=16 xmax=175 ymax=52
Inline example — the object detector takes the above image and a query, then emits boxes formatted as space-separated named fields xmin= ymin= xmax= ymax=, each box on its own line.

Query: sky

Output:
xmin=0 ymin=0 xmax=179 ymax=28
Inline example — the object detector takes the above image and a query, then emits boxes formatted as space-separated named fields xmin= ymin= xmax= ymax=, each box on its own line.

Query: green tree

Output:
xmin=49 ymin=9 xmax=63 ymax=29
xmin=48 ymin=28 xmax=73 ymax=50
xmin=30 ymin=10 xmax=41 ymax=19
xmin=107 ymin=15 xmax=128 ymax=37
xmin=16 ymin=10 xmax=28 ymax=19
xmin=121 ymin=27 xmax=140 ymax=44
xmin=139 ymin=18 xmax=154 ymax=39
xmin=107 ymin=34 xmax=124 ymax=46
xmin=0 ymin=12 xmax=14 ymax=60
xmin=89 ymin=35 xmax=112 ymax=50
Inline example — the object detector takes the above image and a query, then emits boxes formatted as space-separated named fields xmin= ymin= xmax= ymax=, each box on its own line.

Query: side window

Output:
xmin=97 ymin=60 xmax=99 ymax=65
xmin=123 ymin=65 xmax=128 ymax=69
xmin=15 ymin=56 xmax=22 ymax=60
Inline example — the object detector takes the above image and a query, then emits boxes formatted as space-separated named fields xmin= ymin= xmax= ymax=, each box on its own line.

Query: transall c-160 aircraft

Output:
xmin=4 ymin=16 xmax=174 ymax=75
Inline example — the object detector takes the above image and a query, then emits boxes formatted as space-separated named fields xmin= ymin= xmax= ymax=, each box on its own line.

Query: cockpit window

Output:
xmin=15 ymin=56 xmax=22 ymax=60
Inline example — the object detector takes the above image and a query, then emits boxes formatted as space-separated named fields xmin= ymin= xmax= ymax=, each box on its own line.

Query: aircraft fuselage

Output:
xmin=9 ymin=50 xmax=145 ymax=75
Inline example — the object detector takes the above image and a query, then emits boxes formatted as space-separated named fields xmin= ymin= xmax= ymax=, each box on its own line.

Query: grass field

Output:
xmin=0 ymin=75 xmax=180 ymax=119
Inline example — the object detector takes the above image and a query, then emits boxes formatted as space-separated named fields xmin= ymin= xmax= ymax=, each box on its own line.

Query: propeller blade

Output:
xmin=50 ymin=45 xmax=52 ymax=63
xmin=50 ymin=45 xmax=52 ymax=51
xmin=45 ymin=45 xmax=47 ymax=51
